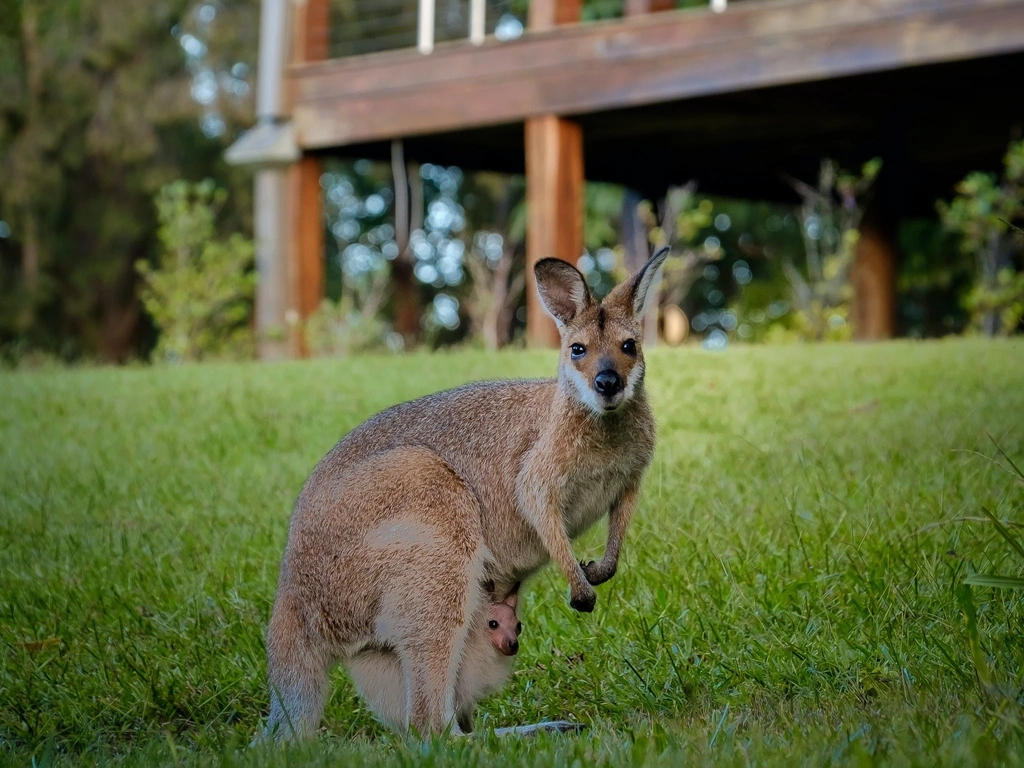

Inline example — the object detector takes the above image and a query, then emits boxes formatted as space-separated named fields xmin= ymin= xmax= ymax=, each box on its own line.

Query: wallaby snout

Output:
xmin=593 ymin=368 xmax=623 ymax=397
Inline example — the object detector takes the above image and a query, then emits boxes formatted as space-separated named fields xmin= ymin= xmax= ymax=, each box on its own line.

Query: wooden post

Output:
xmin=850 ymin=148 xmax=901 ymax=341
xmin=286 ymin=0 xmax=329 ymax=357
xmin=287 ymin=156 xmax=325 ymax=356
xmin=625 ymin=0 xmax=675 ymax=14
xmin=525 ymin=0 xmax=583 ymax=348
xmin=529 ymin=0 xmax=581 ymax=28
xmin=850 ymin=223 xmax=896 ymax=340
xmin=525 ymin=117 xmax=584 ymax=348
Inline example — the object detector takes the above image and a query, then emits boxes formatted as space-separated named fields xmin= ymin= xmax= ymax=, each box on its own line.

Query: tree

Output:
xmin=938 ymin=140 xmax=1024 ymax=337
xmin=781 ymin=158 xmax=881 ymax=341
xmin=463 ymin=174 xmax=526 ymax=351
xmin=0 ymin=0 xmax=257 ymax=362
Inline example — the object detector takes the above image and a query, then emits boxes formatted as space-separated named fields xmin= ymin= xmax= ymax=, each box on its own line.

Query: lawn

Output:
xmin=2 ymin=340 xmax=1024 ymax=767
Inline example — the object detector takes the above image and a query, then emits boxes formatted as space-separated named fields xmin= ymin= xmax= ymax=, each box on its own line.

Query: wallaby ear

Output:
xmin=534 ymin=258 xmax=592 ymax=327
xmin=605 ymin=246 xmax=671 ymax=320
xmin=502 ymin=581 xmax=521 ymax=610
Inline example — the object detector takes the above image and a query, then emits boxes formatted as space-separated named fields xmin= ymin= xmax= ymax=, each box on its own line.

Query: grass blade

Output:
xmin=979 ymin=506 xmax=1024 ymax=562
xmin=964 ymin=574 xmax=1024 ymax=590
xmin=988 ymin=433 xmax=1024 ymax=487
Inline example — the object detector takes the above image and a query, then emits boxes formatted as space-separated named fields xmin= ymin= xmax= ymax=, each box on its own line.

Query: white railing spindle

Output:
xmin=470 ymin=0 xmax=486 ymax=45
xmin=418 ymin=0 xmax=435 ymax=53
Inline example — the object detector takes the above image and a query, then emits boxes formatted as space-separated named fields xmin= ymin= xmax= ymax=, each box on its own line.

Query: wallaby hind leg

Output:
xmin=396 ymin=634 xmax=465 ymax=736
xmin=346 ymin=650 xmax=407 ymax=732
xmin=379 ymin=561 xmax=485 ymax=737
xmin=264 ymin=593 xmax=330 ymax=741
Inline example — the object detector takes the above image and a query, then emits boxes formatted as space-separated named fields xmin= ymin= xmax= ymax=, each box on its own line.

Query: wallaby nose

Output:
xmin=594 ymin=370 xmax=622 ymax=397
xmin=506 ymin=639 xmax=519 ymax=656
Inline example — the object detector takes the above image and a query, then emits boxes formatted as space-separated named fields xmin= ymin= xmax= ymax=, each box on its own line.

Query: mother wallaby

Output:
xmin=264 ymin=248 xmax=669 ymax=739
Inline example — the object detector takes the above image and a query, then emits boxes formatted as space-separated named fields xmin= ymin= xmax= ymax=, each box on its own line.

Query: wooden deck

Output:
xmin=234 ymin=0 xmax=1024 ymax=358
xmin=291 ymin=0 xmax=1024 ymax=151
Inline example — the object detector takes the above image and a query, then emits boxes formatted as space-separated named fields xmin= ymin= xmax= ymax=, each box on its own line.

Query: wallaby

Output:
xmin=346 ymin=583 xmax=521 ymax=735
xmin=265 ymin=247 xmax=668 ymax=739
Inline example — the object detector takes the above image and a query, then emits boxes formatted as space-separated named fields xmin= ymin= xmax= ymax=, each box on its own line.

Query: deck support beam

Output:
xmin=284 ymin=0 xmax=329 ymax=357
xmin=287 ymin=156 xmax=325 ymax=355
xmin=851 ymin=223 xmax=897 ymax=340
xmin=525 ymin=117 xmax=584 ymax=348
xmin=850 ymin=148 xmax=903 ymax=341
xmin=625 ymin=0 xmax=674 ymax=14
xmin=525 ymin=0 xmax=583 ymax=348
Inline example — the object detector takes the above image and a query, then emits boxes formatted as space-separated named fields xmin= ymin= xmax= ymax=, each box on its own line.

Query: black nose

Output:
xmin=507 ymin=640 xmax=519 ymax=656
xmin=594 ymin=370 xmax=622 ymax=396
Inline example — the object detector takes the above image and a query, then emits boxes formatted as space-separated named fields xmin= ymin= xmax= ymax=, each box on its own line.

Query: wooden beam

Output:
xmin=292 ymin=0 xmax=330 ymax=63
xmin=850 ymin=223 xmax=897 ymax=340
xmin=525 ymin=117 xmax=584 ymax=348
xmin=286 ymin=0 xmax=329 ymax=357
xmin=290 ymin=0 xmax=1024 ymax=149
xmin=287 ymin=156 xmax=325 ymax=356
xmin=525 ymin=0 xmax=583 ymax=349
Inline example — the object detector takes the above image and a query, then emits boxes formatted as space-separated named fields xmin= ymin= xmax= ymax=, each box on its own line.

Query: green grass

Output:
xmin=3 ymin=339 xmax=1024 ymax=767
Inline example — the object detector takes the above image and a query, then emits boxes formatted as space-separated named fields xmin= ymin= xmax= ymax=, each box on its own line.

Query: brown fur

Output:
xmin=263 ymin=248 xmax=670 ymax=740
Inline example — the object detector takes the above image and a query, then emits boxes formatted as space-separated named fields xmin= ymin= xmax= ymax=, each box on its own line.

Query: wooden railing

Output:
xmin=412 ymin=0 xmax=731 ymax=54
xmin=316 ymin=0 xmax=739 ymax=60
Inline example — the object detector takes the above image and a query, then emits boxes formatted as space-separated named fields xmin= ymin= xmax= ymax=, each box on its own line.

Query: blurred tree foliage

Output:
xmin=938 ymin=140 xmax=1024 ymax=337
xmin=779 ymin=158 xmax=881 ymax=342
xmin=896 ymin=218 xmax=971 ymax=338
xmin=136 ymin=180 xmax=255 ymax=363
xmin=0 ymin=0 xmax=257 ymax=363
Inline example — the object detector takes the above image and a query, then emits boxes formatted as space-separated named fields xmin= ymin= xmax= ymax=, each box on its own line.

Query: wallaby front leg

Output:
xmin=582 ymin=485 xmax=639 ymax=586
xmin=519 ymin=484 xmax=596 ymax=612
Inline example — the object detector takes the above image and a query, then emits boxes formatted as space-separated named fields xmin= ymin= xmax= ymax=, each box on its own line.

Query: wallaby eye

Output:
xmin=621 ymin=339 xmax=637 ymax=356
xmin=570 ymin=343 xmax=586 ymax=359
xmin=516 ymin=622 xmax=522 ymax=634
xmin=488 ymin=619 xmax=499 ymax=630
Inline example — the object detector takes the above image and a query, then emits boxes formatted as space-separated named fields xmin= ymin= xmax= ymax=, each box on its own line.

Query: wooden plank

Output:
xmin=526 ymin=117 xmax=584 ymax=348
xmin=290 ymin=0 xmax=1024 ymax=149
xmin=295 ymin=0 xmax=1014 ymax=92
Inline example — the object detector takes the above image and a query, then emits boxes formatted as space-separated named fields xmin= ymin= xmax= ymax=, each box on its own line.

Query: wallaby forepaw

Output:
xmin=569 ymin=589 xmax=596 ymax=613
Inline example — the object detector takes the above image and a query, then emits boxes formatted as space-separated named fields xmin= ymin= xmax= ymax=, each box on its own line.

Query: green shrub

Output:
xmin=135 ymin=180 xmax=256 ymax=363
xmin=938 ymin=140 xmax=1024 ymax=336
xmin=783 ymin=159 xmax=881 ymax=341
xmin=303 ymin=297 xmax=392 ymax=357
